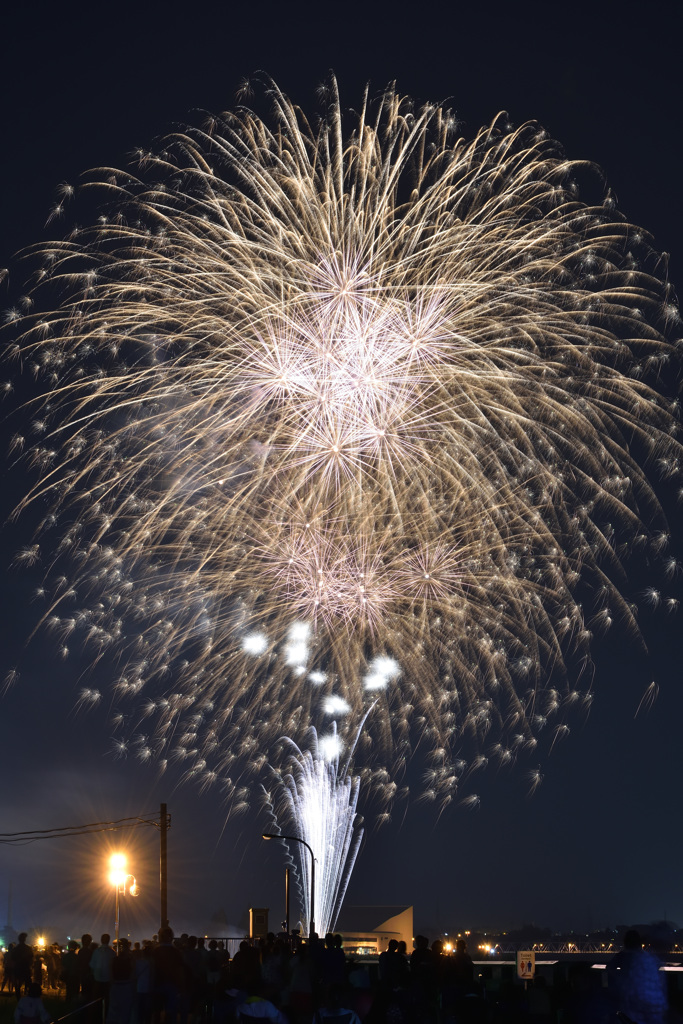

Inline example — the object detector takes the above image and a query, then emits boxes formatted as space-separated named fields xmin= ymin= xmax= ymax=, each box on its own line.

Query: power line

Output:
xmin=0 ymin=813 xmax=166 ymax=845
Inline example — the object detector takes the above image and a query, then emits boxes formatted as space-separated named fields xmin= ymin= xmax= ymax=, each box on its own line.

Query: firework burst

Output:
xmin=4 ymin=75 xmax=681 ymax=813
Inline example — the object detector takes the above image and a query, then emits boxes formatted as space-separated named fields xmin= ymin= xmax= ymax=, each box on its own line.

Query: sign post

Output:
xmin=517 ymin=950 xmax=536 ymax=987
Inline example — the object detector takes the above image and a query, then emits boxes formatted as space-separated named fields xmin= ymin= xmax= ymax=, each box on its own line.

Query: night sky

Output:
xmin=0 ymin=0 xmax=682 ymax=943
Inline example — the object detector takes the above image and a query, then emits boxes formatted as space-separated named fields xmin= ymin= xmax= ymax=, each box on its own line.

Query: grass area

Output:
xmin=0 ymin=990 xmax=88 ymax=1024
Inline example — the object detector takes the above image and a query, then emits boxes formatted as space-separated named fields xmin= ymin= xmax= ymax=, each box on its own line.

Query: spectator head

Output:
xmin=325 ymin=985 xmax=346 ymax=1010
xmin=624 ymin=930 xmax=643 ymax=950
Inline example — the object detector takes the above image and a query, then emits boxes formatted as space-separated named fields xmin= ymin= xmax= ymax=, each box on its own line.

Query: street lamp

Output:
xmin=108 ymin=852 xmax=139 ymax=952
xmin=262 ymin=833 xmax=316 ymax=937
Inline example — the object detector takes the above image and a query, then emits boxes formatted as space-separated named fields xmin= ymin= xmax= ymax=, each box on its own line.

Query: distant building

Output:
xmin=250 ymin=907 xmax=269 ymax=940
xmin=335 ymin=905 xmax=413 ymax=953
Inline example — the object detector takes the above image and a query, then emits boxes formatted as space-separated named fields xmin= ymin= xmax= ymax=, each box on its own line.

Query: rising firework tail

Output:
xmin=2 ymin=75 xmax=681 ymax=820
xmin=263 ymin=725 xmax=363 ymax=936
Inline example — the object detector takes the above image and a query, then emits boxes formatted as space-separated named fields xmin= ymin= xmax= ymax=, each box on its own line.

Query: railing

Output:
xmin=54 ymin=998 xmax=105 ymax=1024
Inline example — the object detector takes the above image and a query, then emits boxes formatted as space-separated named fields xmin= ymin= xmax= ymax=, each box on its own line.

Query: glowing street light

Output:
xmin=262 ymin=833 xmax=316 ymax=937
xmin=108 ymin=852 xmax=139 ymax=952
xmin=109 ymin=852 xmax=128 ymax=888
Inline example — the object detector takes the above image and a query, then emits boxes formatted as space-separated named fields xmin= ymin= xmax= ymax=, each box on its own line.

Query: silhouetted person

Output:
xmin=564 ymin=962 xmax=613 ymax=1024
xmin=239 ymin=980 xmax=288 ymax=1024
xmin=262 ymin=938 xmax=290 ymax=1002
xmin=410 ymin=936 xmax=433 ymax=976
xmin=313 ymin=984 xmax=361 ymax=1024
xmin=46 ymin=945 xmax=61 ymax=990
xmin=134 ymin=942 xmax=154 ymax=1024
xmin=152 ymin=926 xmax=187 ymax=1024
xmin=320 ymin=934 xmax=346 ymax=992
xmin=231 ymin=941 xmax=261 ymax=992
xmin=60 ymin=941 xmax=81 ymax=1007
xmin=90 ymin=934 xmax=115 ymax=1013
xmin=452 ymin=939 xmax=475 ymax=994
xmin=12 ymin=934 xmax=34 ymax=998
xmin=78 ymin=934 xmax=95 ymax=1003
xmin=14 ymin=982 xmax=51 ymax=1024
xmin=287 ymin=942 xmax=315 ymax=1024
xmin=108 ymin=938 xmax=134 ymax=1024
xmin=206 ymin=939 xmax=223 ymax=986
xmin=608 ymin=929 xmax=667 ymax=1024
xmin=32 ymin=955 xmax=45 ymax=987
xmin=182 ymin=935 xmax=204 ymax=1019
xmin=347 ymin=960 xmax=373 ymax=1022
xmin=2 ymin=944 xmax=16 ymax=993
xmin=410 ymin=934 xmax=436 ymax=992
xmin=379 ymin=940 xmax=404 ymax=990
xmin=527 ymin=975 xmax=553 ymax=1024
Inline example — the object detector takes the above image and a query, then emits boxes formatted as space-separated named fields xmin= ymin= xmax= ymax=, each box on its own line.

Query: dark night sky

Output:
xmin=0 ymin=0 xmax=682 ymax=942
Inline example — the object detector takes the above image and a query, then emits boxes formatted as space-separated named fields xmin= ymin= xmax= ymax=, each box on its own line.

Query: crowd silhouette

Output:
xmin=1 ymin=927 xmax=679 ymax=1024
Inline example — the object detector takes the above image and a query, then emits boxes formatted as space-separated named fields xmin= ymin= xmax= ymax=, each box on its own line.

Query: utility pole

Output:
xmin=159 ymin=803 xmax=169 ymax=932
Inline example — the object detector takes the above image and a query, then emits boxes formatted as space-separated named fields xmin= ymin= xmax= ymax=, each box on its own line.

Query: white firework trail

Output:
xmin=265 ymin=725 xmax=363 ymax=937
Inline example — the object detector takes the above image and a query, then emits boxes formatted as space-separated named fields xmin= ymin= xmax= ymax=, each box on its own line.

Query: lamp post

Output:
xmin=262 ymin=833 xmax=316 ymax=937
xmin=108 ymin=853 xmax=138 ymax=952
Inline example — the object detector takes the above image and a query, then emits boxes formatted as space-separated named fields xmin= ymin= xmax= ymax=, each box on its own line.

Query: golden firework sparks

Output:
xmin=4 ymin=76 xmax=680 ymax=812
